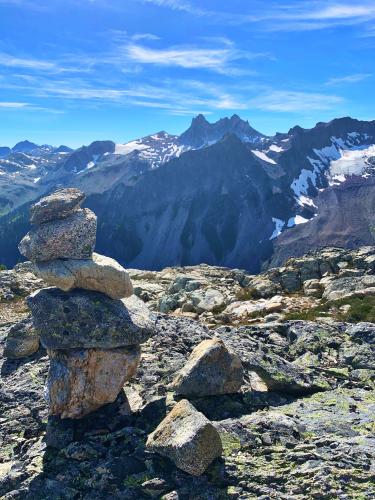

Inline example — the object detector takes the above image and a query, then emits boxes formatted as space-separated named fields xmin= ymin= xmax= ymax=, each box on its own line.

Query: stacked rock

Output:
xmin=19 ymin=188 xmax=155 ymax=419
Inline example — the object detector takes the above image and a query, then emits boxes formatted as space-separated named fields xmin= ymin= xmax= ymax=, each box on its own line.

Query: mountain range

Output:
xmin=0 ymin=114 xmax=374 ymax=271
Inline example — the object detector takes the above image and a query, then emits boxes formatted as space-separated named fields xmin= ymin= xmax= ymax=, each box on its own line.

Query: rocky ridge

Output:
xmin=0 ymin=241 xmax=374 ymax=498
xmin=1 ymin=115 xmax=374 ymax=273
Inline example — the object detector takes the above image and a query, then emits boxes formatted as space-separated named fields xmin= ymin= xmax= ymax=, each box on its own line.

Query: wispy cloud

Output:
xmin=136 ymin=0 xmax=375 ymax=31
xmin=138 ymin=0 xmax=207 ymax=16
xmin=0 ymin=100 xmax=64 ymax=113
xmin=0 ymin=53 xmax=57 ymax=71
xmin=326 ymin=73 xmax=372 ymax=85
xmin=0 ymin=52 xmax=92 ymax=74
xmin=248 ymin=91 xmax=343 ymax=112
xmin=125 ymin=43 xmax=231 ymax=72
xmin=0 ymin=101 xmax=29 ymax=108
xmin=122 ymin=39 xmax=266 ymax=74
xmin=0 ymin=72 xmax=252 ymax=115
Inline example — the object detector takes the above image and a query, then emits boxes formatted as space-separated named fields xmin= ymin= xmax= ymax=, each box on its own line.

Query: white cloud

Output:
xmin=0 ymin=53 xmax=57 ymax=71
xmin=302 ymin=5 xmax=375 ymax=20
xmin=249 ymin=91 xmax=343 ymax=112
xmin=125 ymin=43 xmax=232 ymax=70
xmin=139 ymin=0 xmax=206 ymax=16
xmin=326 ymin=73 xmax=372 ymax=85
xmin=0 ymin=101 xmax=29 ymax=108
xmin=132 ymin=33 xmax=161 ymax=41
xmin=136 ymin=0 xmax=375 ymax=31
xmin=122 ymin=40 xmax=265 ymax=74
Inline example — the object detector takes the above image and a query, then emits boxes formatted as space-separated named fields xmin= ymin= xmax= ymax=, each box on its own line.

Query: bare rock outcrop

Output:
xmin=16 ymin=188 xmax=155 ymax=420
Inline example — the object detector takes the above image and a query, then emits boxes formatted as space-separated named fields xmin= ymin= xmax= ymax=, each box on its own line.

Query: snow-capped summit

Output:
xmin=114 ymin=131 xmax=185 ymax=169
xmin=113 ymin=114 xmax=267 ymax=168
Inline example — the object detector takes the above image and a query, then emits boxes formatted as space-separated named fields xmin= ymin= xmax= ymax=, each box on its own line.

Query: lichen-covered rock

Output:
xmin=245 ymin=351 xmax=331 ymax=395
xmin=27 ymin=289 xmax=155 ymax=349
xmin=323 ymin=275 xmax=375 ymax=301
xmin=224 ymin=296 xmax=284 ymax=318
xmin=47 ymin=345 xmax=140 ymax=418
xmin=29 ymin=188 xmax=85 ymax=224
xmin=146 ymin=399 xmax=222 ymax=475
xmin=0 ymin=262 xmax=43 ymax=301
xmin=190 ymin=288 xmax=225 ymax=313
xmin=171 ymin=338 xmax=243 ymax=397
xmin=3 ymin=317 xmax=40 ymax=359
xmin=33 ymin=253 xmax=133 ymax=299
xmin=19 ymin=208 xmax=97 ymax=262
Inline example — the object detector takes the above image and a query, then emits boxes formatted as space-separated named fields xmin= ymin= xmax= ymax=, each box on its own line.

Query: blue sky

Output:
xmin=0 ymin=0 xmax=374 ymax=147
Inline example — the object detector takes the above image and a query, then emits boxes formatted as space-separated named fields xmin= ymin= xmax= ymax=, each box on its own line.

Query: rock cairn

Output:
xmin=19 ymin=188 xmax=155 ymax=419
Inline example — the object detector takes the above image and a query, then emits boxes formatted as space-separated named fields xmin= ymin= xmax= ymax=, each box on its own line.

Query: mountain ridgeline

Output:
xmin=0 ymin=115 xmax=374 ymax=271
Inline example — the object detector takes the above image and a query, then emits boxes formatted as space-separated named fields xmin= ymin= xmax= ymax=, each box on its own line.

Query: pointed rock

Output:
xmin=171 ymin=338 xmax=243 ymax=397
xmin=146 ymin=399 xmax=222 ymax=476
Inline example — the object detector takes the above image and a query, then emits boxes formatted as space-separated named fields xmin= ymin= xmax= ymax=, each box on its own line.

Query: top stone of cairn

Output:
xmin=30 ymin=188 xmax=85 ymax=224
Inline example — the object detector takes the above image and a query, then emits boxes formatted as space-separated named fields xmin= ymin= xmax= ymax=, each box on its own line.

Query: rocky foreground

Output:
xmin=0 ymin=247 xmax=374 ymax=499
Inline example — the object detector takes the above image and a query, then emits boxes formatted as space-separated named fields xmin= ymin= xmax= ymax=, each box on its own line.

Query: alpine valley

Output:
xmin=1 ymin=114 xmax=374 ymax=271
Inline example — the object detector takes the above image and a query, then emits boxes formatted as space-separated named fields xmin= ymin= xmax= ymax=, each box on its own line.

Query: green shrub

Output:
xmin=284 ymin=296 xmax=375 ymax=323
xmin=235 ymin=287 xmax=260 ymax=301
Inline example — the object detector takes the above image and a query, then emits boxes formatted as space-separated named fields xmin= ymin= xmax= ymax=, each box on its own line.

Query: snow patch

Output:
xmin=252 ymin=150 xmax=277 ymax=164
xmin=268 ymin=144 xmax=284 ymax=153
xmin=297 ymin=195 xmax=317 ymax=208
xmin=269 ymin=217 xmax=285 ymax=240
xmin=115 ymin=141 xmax=149 ymax=155
xmin=291 ymin=167 xmax=320 ymax=197
xmin=329 ymin=144 xmax=375 ymax=178
xmin=287 ymin=215 xmax=309 ymax=228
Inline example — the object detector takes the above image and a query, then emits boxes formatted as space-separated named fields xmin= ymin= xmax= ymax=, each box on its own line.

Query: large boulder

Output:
xmin=190 ymin=288 xmax=225 ymax=313
xmin=30 ymin=188 xmax=85 ymax=224
xmin=27 ymin=290 xmax=155 ymax=349
xmin=146 ymin=399 xmax=222 ymax=476
xmin=47 ymin=345 xmax=140 ymax=418
xmin=171 ymin=338 xmax=243 ymax=397
xmin=33 ymin=253 xmax=133 ymax=299
xmin=3 ymin=317 xmax=40 ymax=359
xmin=19 ymin=208 xmax=97 ymax=262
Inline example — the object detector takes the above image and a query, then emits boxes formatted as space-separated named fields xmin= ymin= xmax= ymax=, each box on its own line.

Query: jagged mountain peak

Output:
xmin=179 ymin=113 xmax=265 ymax=148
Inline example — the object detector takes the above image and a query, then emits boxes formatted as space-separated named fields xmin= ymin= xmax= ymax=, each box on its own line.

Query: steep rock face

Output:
xmin=179 ymin=113 xmax=265 ymax=148
xmin=270 ymin=177 xmax=375 ymax=267
xmin=0 ymin=115 xmax=375 ymax=270
xmin=88 ymin=135 xmax=292 ymax=273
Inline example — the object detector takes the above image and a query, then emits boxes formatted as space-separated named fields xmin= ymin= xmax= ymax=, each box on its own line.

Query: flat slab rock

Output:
xmin=27 ymin=289 xmax=156 ymax=349
xmin=47 ymin=345 xmax=140 ymax=419
xmin=30 ymin=188 xmax=85 ymax=224
xmin=33 ymin=253 xmax=133 ymax=300
xmin=19 ymin=208 xmax=97 ymax=262
xmin=146 ymin=399 xmax=223 ymax=476
xmin=171 ymin=338 xmax=244 ymax=397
